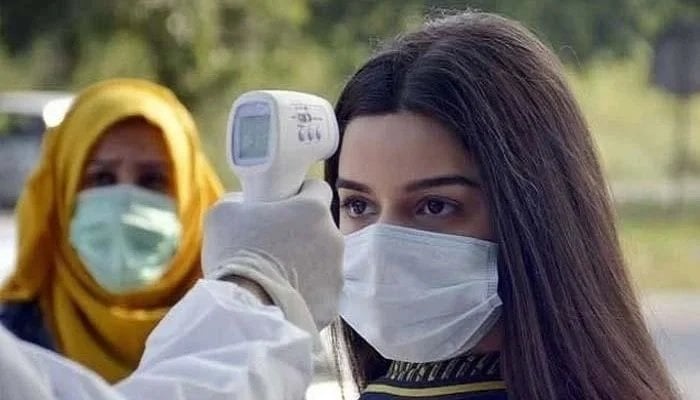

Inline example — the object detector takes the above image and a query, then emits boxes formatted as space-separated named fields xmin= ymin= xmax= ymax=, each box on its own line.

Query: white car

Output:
xmin=0 ymin=91 xmax=73 ymax=283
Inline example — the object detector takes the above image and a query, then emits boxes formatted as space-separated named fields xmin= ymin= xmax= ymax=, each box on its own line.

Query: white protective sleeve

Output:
xmin=0 ymin=279 xmax=313 ymax=400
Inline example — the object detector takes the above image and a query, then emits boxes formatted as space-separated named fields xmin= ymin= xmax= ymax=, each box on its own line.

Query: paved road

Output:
xmin=644 ymin=293 xmax=700 ymax=400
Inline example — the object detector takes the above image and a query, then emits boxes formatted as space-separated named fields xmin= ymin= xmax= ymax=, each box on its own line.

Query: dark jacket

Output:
xmin=0 ymin=300 xmax=55 ymax=350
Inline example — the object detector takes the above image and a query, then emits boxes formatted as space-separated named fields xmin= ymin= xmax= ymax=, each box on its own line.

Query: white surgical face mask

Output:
xmin=339 ymin=223 xmax=502 ymax=362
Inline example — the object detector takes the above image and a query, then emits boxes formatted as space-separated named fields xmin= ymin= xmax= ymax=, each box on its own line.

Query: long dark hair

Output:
xmin=325 ymin=11 xmax=678 ymax=400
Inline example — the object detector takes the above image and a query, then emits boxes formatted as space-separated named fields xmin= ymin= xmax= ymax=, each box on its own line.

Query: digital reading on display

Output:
xmin=238 ymin=112 xmax=270 ymax=160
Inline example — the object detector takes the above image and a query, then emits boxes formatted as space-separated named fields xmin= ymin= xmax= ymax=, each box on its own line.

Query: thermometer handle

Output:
xmin=240 ymin=166 xmax=307 ymax=202
xmin=242 ymin=181 xmax=299 ymax=202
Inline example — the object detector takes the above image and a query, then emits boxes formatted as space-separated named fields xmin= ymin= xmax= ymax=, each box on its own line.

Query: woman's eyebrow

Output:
xmin=135 ymin=160 xmax=170 ymax=168
xmin=85 ymin=159 xmax=120 ymax=167
xmin=336 ymin=178 xmax=372 ymax=193
xmin=404 ymin=175 xmax=480 ymax=192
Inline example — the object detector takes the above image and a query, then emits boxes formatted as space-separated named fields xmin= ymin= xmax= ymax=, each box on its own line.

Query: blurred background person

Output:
xmin=0 ymin=78 xmax=223 ymax=382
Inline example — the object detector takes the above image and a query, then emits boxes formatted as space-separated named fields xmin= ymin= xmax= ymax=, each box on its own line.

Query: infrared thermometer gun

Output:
xmin=227 ymin=90 xmax=339 ymax=202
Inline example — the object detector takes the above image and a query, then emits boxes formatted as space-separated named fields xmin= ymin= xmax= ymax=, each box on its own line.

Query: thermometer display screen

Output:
xmin=238 ymin=114 xmax=270 ymax=160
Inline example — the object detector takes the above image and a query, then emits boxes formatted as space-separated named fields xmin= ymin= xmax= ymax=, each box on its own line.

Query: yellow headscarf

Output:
xmin=0 ymin=79 xmax=223 ymax=382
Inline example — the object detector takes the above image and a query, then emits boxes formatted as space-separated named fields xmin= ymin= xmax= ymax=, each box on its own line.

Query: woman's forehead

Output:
xmin=338 ymin=112 xmax=478 ymax=188
xmin=89 ymin=118 xmax=169 ymax=162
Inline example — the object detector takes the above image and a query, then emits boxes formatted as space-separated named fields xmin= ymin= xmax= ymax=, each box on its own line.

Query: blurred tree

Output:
xmin=306 ymin=0 xmax=425 ymax=78
xmin=1 ymin=0 xmax=698 ymax=187
xmin=307 ymin=0 xmax=700 ymax=68
xmin=3 ymin=0 xmax=699 ymax=97
xmin=0 ymin=0 xmax=318 ymax=107
xmin=0 ymin=0 xmax=331 ymax=186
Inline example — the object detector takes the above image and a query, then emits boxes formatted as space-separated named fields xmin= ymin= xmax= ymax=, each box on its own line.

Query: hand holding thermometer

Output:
xmin=227 ymin=90 xmax=339 ymax=201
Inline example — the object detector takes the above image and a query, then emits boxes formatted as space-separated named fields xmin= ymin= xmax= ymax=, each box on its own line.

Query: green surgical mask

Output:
xmin=69 ymin=184 xmax=182 ymax=294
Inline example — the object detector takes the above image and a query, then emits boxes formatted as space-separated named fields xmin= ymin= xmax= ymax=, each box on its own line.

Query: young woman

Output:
xmin=0 ymin=78 xmax=222 ymax=382
xmin=326 ymin=12 xmax=679 ymax=400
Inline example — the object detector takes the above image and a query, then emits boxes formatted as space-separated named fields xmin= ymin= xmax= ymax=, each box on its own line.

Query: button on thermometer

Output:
xmin=227 ymin=90 xmax=339 ymax=201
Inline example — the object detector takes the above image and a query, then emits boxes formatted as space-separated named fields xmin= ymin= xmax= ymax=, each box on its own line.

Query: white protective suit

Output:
xmin=0 ymin=279 xmax=313 ymax=400
xmin=0 ymin=178 xmax=343 ymax=400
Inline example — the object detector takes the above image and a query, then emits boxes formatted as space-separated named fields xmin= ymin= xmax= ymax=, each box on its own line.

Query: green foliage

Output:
xmin=1 ymin=0 xmax=699 ymax=187
xmin=568 ymin=49 xmax=700 ymax=181
xmin=5 ymin=0 xmax=697 ymax=103
xmin=1 ymin=1 xmax=699 ymax=182
xmin=618 ymin=203 xmax=700 ymax=290
xmin=306 ymin=0 xmax=425 ymax=77
xmin=1 ymin=0 xmax=315 ymax=104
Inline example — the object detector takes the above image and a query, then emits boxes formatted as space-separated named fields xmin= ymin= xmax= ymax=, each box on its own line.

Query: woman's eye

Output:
xmin=90 ymin=171 xmax=117 ymax=187
xmin=417 ymin=198 xmax=457 ymax=216
xmin=139 ymin=172 xmax=169 ymax=192
xmin=340 ymin=197 xmax=376 ymax=218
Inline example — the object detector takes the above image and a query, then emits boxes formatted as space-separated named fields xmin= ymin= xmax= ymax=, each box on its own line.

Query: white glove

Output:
xmin=202 ymin=179 xmax=344 ymax=338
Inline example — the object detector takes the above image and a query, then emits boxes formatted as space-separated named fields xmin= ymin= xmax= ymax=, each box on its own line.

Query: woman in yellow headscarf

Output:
xmin=0 ymin=78 xmax=223 ymax=382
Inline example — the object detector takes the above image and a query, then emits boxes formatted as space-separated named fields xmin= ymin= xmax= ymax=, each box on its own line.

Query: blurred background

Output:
xmin=0 ymin=0 xmax=698 ymax=398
